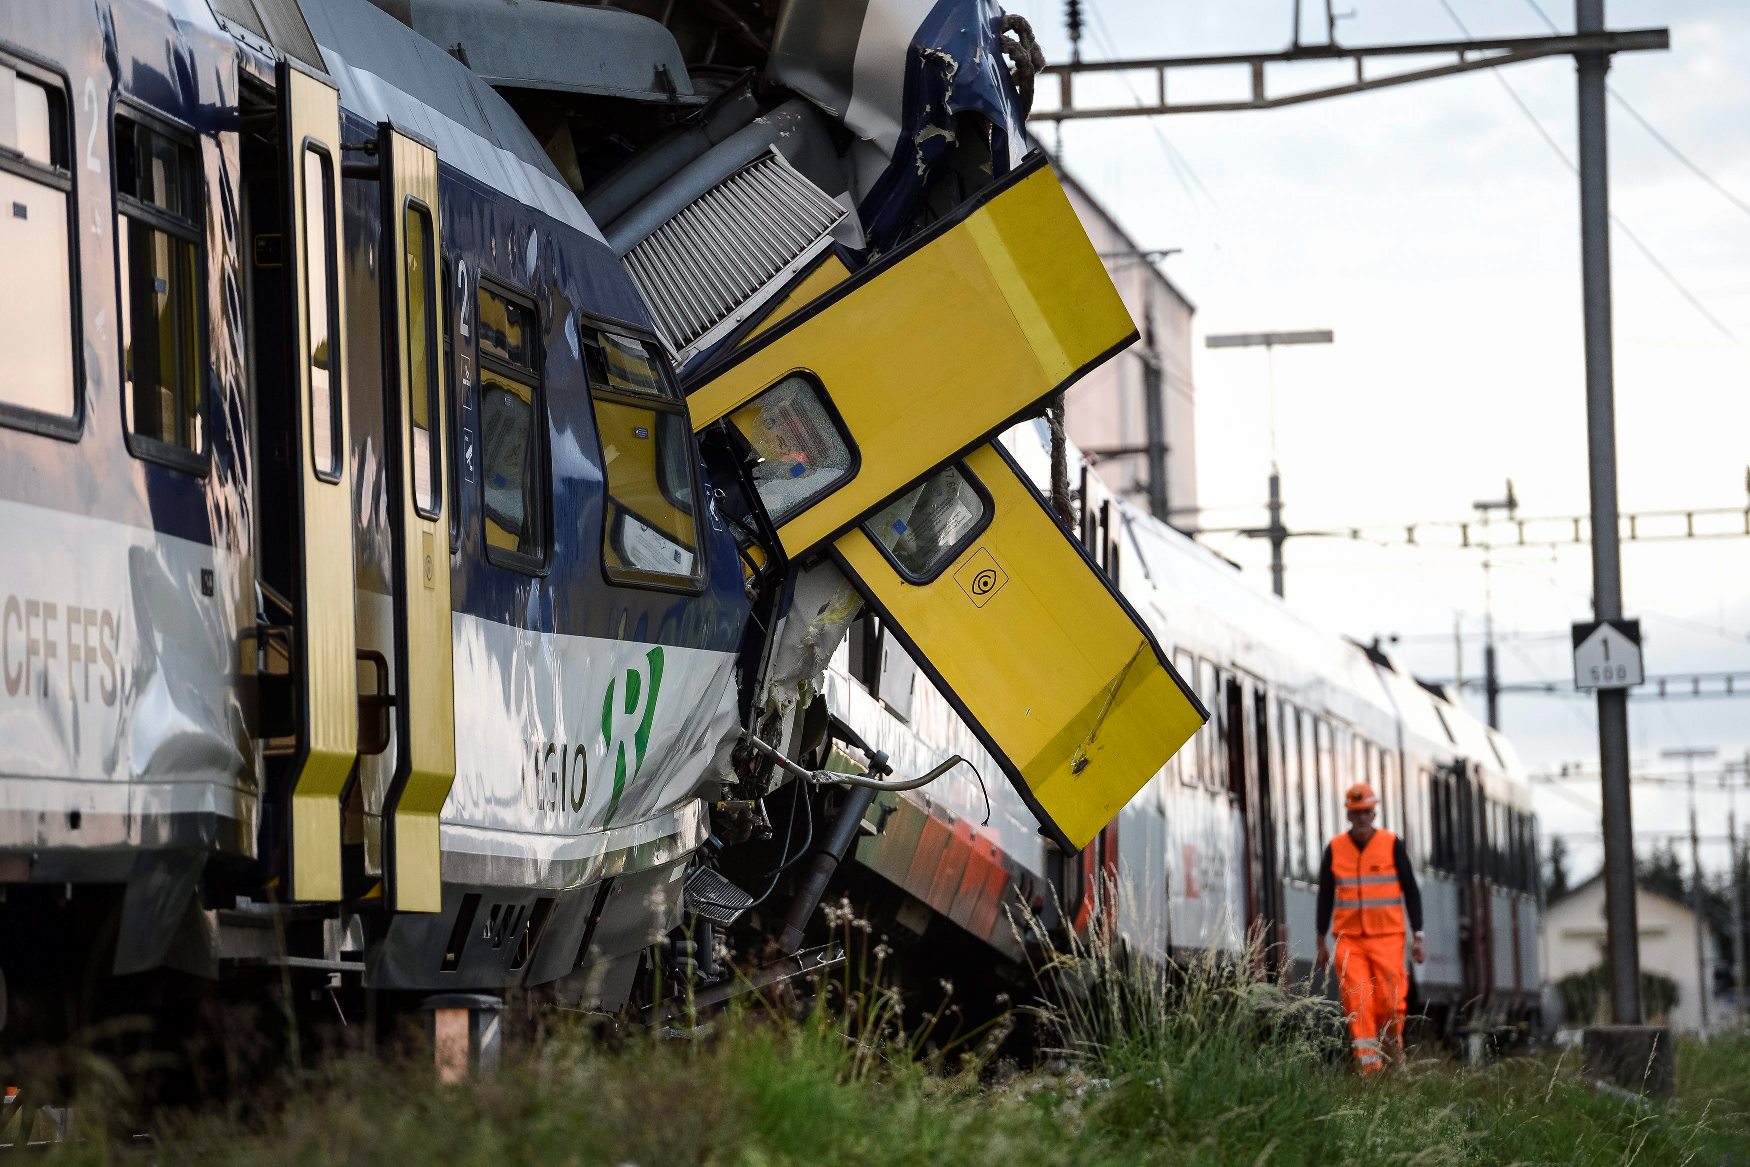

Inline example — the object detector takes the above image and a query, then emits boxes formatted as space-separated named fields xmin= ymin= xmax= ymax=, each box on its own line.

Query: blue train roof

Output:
xmin=297 ymin=0 xmax=604 ymax=240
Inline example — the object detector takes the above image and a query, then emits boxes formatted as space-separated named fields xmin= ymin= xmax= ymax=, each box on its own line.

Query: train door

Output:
xmin=239 ymin=64 xmax=357 ymax=902
xmin=1246 ymin=683 xmax=1284 ymax=967
xmin=1450 ymin=759 xmax=1491 ymax=1010
xmin=374 ymin=126 xmax=455 ymax=914
xmin=1225 ymin=679 xmax=1254 ymax=925
xmin=689 ymin=157 xmax=1207 ymax=851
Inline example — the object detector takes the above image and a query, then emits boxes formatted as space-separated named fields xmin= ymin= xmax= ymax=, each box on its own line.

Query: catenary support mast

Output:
xmin=1576 ymin=0 xmax=1641 ymax=1025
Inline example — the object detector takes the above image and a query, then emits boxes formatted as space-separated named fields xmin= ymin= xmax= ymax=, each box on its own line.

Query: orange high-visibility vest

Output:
xmin=1330 ymin=829 xmax=1404 ymax=936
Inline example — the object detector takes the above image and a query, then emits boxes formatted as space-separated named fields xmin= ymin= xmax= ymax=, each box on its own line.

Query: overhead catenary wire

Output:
xmin=1434 ymin=0 xmax=1743 ymax=347
xmin=1516 ymin=0 xmax=1750 ymax=222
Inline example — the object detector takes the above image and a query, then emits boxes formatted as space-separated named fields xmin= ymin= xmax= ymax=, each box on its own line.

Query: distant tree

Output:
xmin=1637 ymin=841 xmax=1687 ymax=903
xmin=1543 ymin=835 xmax=1571 ymax=901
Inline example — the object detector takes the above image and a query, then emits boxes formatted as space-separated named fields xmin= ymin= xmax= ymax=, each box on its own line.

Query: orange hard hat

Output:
xmin=1344 ymin=782 xmax=1379 ymax=811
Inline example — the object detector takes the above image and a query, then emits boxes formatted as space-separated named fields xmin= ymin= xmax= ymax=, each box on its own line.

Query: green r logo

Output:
xmin=601 ymin=646 xmax=665 ymax=824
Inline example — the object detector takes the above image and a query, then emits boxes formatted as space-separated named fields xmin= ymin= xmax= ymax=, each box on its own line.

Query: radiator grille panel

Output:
xmin=625 ymin=151 xmax=846 ymax=363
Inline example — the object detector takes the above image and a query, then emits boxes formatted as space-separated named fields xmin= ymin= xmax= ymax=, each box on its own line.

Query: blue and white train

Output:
xmin=0 ymin=0 xmax=1196 ymax=1056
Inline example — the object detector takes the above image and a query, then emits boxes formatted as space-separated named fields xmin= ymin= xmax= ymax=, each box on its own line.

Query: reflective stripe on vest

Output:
xmin=1330 ymin=828 xmax=1404 ymax=936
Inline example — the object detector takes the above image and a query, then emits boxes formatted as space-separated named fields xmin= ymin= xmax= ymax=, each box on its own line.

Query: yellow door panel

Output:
xmin=281 ymin=63 xmax=357 ymax=903
xmin=380 ymin=126 xmax=456 ymax=912
xmin=831 ymin=442 xmax=1207 ymax=851
xmin=688 ymin=154 xmax=1136 ymax=559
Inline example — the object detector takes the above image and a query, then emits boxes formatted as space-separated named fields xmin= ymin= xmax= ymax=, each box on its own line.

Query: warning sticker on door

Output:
xmin=953 ymin=547 xmax=1008 ymax=608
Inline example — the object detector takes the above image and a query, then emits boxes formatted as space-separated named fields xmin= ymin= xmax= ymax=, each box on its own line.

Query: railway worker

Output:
xmin=1315 ymin=782 xmax=1425 ymax=1074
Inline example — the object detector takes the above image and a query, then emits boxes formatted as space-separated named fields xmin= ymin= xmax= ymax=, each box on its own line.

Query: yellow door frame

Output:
xmin=280 ymin=62 xmax=358 ymax=903
xmin=379 ymin=124 xmax=457 ymax=913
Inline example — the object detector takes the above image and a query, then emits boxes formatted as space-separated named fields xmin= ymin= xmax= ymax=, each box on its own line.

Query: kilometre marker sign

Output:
xmin=1572 ymin=618 xmax=1643 ymax=691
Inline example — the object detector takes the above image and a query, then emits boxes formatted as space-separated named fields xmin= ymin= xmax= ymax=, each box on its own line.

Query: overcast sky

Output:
xmin=1006 ymin=0 xmax=1750 ymax=882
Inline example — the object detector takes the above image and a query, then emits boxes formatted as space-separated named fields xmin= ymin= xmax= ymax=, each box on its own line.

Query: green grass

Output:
xmin=15 ymin=905 xmax=1750 ymax=1165
xmin=18 ymin=1012 xmax=1750 ymax=1165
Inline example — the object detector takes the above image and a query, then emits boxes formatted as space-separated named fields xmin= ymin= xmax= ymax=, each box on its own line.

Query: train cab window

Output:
xmin=723 ymin=372 xmax=856 ymax=525
xmin=302 ymin=147 xmax=341 ymax=481
xmin=117 ymin=112 xmax=204 ymax=465
xmin=477 ymin=283 xmax=546 ymax=568
xmin=865 ymin=462 xmax=989 ymax=583
xmin=0 ymin=62 xmax=76 ymax=427
xmin=583 ymin=327 xmax=703 ymax=588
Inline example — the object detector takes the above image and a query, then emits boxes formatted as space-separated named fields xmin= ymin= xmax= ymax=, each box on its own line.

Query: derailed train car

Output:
xmin=0 ymin=0 xmax=1207 ymax=1049
xmin=815 ymin=424 xmax=1544 ymax=1039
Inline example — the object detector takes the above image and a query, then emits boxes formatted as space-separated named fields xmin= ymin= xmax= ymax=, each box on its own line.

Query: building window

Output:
xmin=0 ymin=61 xmax=76 ymax=428
xmin=302 ymin=146 xmax=341 ymax=481
xmin=117 ymin=112 xmax=203 ymax=465
xmin=476 ymin=282 xmax=544 ymax=569
xmin=584 ymin=327 xmax=702 ymax=588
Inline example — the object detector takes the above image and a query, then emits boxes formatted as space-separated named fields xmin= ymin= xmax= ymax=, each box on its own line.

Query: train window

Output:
xmin=584 ymin=327 xmax=703 ymax=588
xmin=723 ymin=372 xmax=856 ymax=525
xmin=1386 ymin=748 xmax=1400 ymax=829
xmin=1416 ymin=765 xmax=1426 ymax=855
xmin=0 ymin=63 xmax=76 ymax=429
xmin=441 ymin=258 xmax=461 ymax=549
xmin=1430 ymin=774 xmax=1451 ymax=871
xmin=404 ymin=203 xmax=442 ymax=518
xmin=1175 ymin=651 xmax=1199 ymax=787
xmin=1317 ymin=720 xmax=1337 ymax=842
xmin=864 ymin=462 xmax=990 ymax=584
xmin=1505 ymin=810 xmax=1520 ymax=891
xmin=1201 ymin=662 xmax=1225 ymax=794
xmin=117 ymin=112 xmax=204 ymax=466
xmin=1298 ymin=708 xmax=1318 ymax=868
xmin=301 ymin=147 xmax=341 ymax=481
xmin=478 ymin=283 xmax=546 ymax=568
xmin=1274 ymin=698 xmax=1293 ymax=875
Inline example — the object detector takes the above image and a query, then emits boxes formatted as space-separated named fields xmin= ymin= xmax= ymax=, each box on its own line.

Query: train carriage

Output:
xmin=0 ymin=0 xmax=1213 ymax=1053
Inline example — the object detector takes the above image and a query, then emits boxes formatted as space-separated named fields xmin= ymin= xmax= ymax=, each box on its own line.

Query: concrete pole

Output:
xmin=1576 ymin=0 xmax=1642 ymax=1025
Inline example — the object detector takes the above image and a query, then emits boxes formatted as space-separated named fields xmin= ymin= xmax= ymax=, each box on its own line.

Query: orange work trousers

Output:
xmin=1333 ymin=932 xmax=1406 ymax=1073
